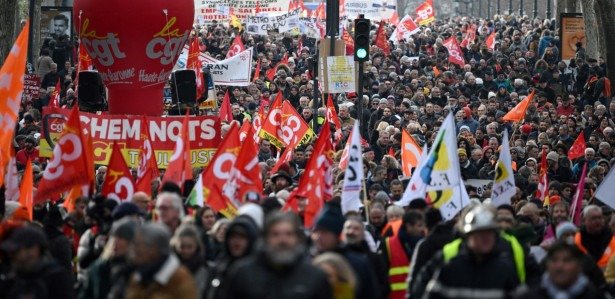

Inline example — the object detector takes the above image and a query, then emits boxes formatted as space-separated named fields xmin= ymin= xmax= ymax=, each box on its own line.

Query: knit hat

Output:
xmin=110 ymin=218 xmax=139 ymax=241
xmin=459 ymin=125 xmax=471 ymax=133
xmin=546 ymin=151 xmax=559 ymax=162
xmin=112 ymin=202 xmax=144 ymax=220
xmin=313 ymin=202 xmax=345 ymax=235
xmin=238 ymin=203 xmax=264 ymax=230
xmin=556 ymin=221 xmax=578 ymax=239
xmin=458 ymin=148 xmax=467 ymax=156
xmin=488 ymin=91 xmax=497 ymax=99
xmin=520 ymin=124 xmax=532 ymax=135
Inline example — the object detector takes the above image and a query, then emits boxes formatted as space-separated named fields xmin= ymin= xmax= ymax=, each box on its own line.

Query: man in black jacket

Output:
xmin=221 ymin=212 xmax=333 ymax=299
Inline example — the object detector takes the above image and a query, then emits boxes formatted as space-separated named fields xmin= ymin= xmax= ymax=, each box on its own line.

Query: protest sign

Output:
xmin=344 ymin=0 xmax=397 ymax=21
xmin=466 ymin=179 xmax=492 ymax=197
xmin=326 ymin=56 xmax=356 ymax=93
xmin=23 ymin=74 xmax=40 ymax=101
xmin=195 ymin=0 xmax=290 ymax=24
xmin=246 ymin=9 xmax=301 ymax=35
xmin=176 ymin=47 xmax=253 ymax=86
xmin=40 ymin=107 xmax=221 ymax=168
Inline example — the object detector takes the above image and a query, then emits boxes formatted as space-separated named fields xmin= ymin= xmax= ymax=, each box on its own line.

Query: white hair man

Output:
xmin=155 ymin=192 xmax=184 ymax=234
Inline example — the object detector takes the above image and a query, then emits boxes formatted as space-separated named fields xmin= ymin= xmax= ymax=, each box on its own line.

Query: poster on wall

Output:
xmin=559 ymin=13 xmax=585 ymax=61
xmin=40 ymin=7 xmax=73 ymax=45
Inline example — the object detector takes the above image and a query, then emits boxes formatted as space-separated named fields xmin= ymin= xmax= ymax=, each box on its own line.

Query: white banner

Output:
xmin=175 ymin=47 xmax=254 ymax=86
xmin=246 ymin=9 xmax=301 ymax=35
xmin=341 ymin=122 xmax=365 ymax=214
xmin=195 ymin=0 xmax=291 ymax=24
xmin=326 ymin=56 xmax=356 ymax=93
xmin=344 ymin=0 xmax=397 ymax=21
xmin=465 ymin=179 xmax=492 ymax=197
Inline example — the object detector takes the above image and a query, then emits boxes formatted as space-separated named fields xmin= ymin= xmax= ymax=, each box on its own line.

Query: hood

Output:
xmin=223 ymin=215 xmax=259 ymax=258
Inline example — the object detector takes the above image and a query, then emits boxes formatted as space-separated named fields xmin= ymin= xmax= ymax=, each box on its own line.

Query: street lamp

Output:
xmin=497 ymin=0 xmax=501 ymax=15
xmin=508 ymin=0 xmax=513 ymax=15
xmin=519 ymin=0 xmax=523 ymax=16
xmin=533 ymin=0 xmax=538 ymax=18
xmin=546 ymin=0 xmax=552 ymax=19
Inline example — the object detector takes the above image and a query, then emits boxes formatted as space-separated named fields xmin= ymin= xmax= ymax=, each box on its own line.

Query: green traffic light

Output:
xmin=357 ymin=48 xmax=367 ymax=59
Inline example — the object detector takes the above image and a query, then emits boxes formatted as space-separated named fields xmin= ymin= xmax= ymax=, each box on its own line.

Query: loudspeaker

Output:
xmin=171 ymin=70 xmax=197 ymax=106
xmin=77 ymin=71 xmax=107 ymax=112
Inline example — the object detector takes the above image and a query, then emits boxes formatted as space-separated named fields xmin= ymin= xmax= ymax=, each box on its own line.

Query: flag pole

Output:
xmin=362 ymin=177 xmax=370 ymax=224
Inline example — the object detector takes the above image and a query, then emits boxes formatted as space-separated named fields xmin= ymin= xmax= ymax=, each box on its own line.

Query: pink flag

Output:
xmin=571 ymin=163 xmax=587 ymax=226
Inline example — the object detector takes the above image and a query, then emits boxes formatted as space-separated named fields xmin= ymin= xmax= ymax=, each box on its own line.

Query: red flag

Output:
xmin=389 ymin=11 xmax=400 ymax=26
xmin=202 ymin=123 xmax=241 ymax=215
xmin=35 ymin=106 xmax=92 ymax=204
xmin=415 ymin=0 xmax=435 ymax=26
xmin=280 ymin=100 xmax=315 ymax=149
xmin=239 ymin=120 xmax=252 ymax=142
xmin=375 ymin=21 xmax=390 ymax=55
xmin=485 ymin=31 xmax=496 ymax=51
xmin=314 ymin=2 xmax=325 ymax=19
xmin=266 ymin=64 xmax=278 ymax=81
xmin=253 ymin=104 xmax=265 ymax=143
xmin=535 ymin=149 xmax=549 ymax=201
xmin=571 ymin=163 xmax=587 ymax=226
xmin=136 ymin=117 xmax=160 ymax=194
xmin=258 ymin=92 xmax=284 ymax=147
xmin=187 ymin=37 xmax=204 ymax=99
xmin=226 ymin=35 xmax=246 ymax=58
xmin=252 ymin=59 xmax=261 ymax=83
xmin=401 ymin=130 xmax=422 ymax=176
xmin=219 ymin=90 xmax=233 ymax=123
xmin=0 ymin=22 xmax=28 ymax=187
xmin=326 ymin=95 xmax=342 ymax=143
xmin=568 ymin=132 xmax=587 ymax=161
xmin=161 ymin=111 xmax=193 ymax=189
xmin=77 ymin=41 xmax=93 ymax=71
xmin=285 ymin=121 xmax=333 ymax=227
xmin=443 ymin=37 xmax=465 ymax=67
xmin=503 ymin=90 xmax=535 ymax=122
xmin=460 ymin=24 xmax=477 ymax=48
xmin=50 ymin=78 xmax=61 ymax=107
xmin=223 ymin=125 xmax=263 ymax=203
xmin=101 ymin=143 xmax=135 ymax=201
xmin=388 ymin=147 xmax=395 ymax=157
xmin=342 ymin=28 xmax=354 ymax=55
xmin=19 ymin=159 xmax=33 ymax=220
xmin=271 ymin=146 xmax=294 ymax=174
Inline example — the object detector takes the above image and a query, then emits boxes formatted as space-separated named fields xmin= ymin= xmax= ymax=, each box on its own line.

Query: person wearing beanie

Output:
xmin=456 ymin=106 xmax=479 ymax=133
xmin=80 ymin=218 xmax=139 ymax=299
xmin=546 ymin=151 xmax=575 ymax=183
xmin=312 ymin=201 xmax=381 ymax=299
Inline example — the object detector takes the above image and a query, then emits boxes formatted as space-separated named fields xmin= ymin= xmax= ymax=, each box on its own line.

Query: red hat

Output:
xmin=520 ymin=124 xmax=532 ymax=135
xmin=347 ymin=92 xmax=357 ymax=99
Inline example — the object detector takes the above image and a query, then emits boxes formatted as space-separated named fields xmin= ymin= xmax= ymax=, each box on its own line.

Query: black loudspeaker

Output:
xmin=77 ymin=71 xmax=106 ymax=112
xmin=171 ymin=70 xmax=197 ymax=106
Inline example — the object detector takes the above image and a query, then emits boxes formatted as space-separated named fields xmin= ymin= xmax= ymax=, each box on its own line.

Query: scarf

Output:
xmin=541 ymin=272 xmax=589 ymax=299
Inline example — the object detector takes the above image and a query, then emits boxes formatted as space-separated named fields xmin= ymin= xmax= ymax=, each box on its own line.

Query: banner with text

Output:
xmin=246 ymin=9 xmax=301 ymax=35
xmin=195 ymin=0 xmax=290 ymax=24
xmin=176 ymin=47 xmax=253 ymax=86
xmin=344 ymin=0 xmax=397 ymax=21
xmin=326 ymin=56 xmax=356 ymax=93
xmin=40 ymin=107 xmax=221 ymax=168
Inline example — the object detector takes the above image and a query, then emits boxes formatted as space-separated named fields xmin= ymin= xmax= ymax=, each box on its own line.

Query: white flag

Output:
xmin=186 ymin=174 xmax=204 ymax=207
xmin=5 ymin=156 xmax=19 ymax=202
xmin=341 ymin=121 xmax=365 ymax=214
xmin=431 ymin=181 xmax=471 ymax=220
xmin=491 ymin=130 xmax=516 ymax=206
xmin=596 ymin=167 xmax=615 ymax=210
xmin=425 ymin=113 xmax=461 ymax=191
xmin=396 ymin=144 xmax=428 ymax=207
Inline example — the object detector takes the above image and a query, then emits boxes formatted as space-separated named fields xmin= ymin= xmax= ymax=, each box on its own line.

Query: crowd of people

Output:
xmin=3 ymin=9 xmax=615 ymax=299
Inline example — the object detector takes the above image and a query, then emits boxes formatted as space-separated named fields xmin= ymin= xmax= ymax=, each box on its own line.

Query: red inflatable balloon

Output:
xmin=74 ymin=0 xmax=194 ymax=116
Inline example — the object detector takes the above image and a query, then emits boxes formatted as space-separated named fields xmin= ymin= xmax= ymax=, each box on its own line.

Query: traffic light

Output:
xmin=354 ymin=17 xmax=370 ymax=62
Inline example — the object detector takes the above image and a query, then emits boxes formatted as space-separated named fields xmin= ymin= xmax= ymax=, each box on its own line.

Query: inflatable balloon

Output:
xmin=74 ymin=0 xmax=194 ymax=115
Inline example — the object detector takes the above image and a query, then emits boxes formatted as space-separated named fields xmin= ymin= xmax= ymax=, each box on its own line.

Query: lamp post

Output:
xmin=497 ymin=0 xmax=501 ymax=15
xmin=533 ymin=0 xmax=538 ymax=18
xmin=519 ymin=0 xmax=523 ymax=16
xmin=546 ymin=0 xmax=552 ymax=19
xmin=508 ymin=0 xmax=513 ymax=15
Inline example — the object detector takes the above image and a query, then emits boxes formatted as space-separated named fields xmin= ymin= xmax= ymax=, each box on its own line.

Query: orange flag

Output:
xmin=19 ymin=159 xmax=33 ymax=220
xmin=222 ymin=125 xmax=263 ymax=203
xmin=375 ymin=21 xmax=390 ymax=55
xmin=401 ymin=130 xmax=422 ymax=176
xmin=535 ymin=149 xmax=549 ymax=202
xmin=219 ymin=90 xmax=233 ymax=123
xmin=202 ymin=123 xmax=241 ymax=216
xmin=35 ymin=105 xmax=91 ymax=204
xmin=503 ymin=90 xmax=534 ymax=122
xmin=187 ymin=36 xmax=204 ymax=99
xmin=136 ymin=117 xmax=160 ymax=194
xmin=432 ymin=66 xmax=441 ymax=77
xmin=102 ymin=143 xmax=135 ymax=201
xmin=285 ymin=121 xmax=334 ymax=227
xmin=485 ymin=31 xmax=496 ymax=50
xmin=252 ymin=59 xmax=261 ymax=83
xmin=568 ymin=131 xmax=587 ymax=161
xmin=0 ymin=21 xmax=29 ymax=187
xmin=161 ymin=111 xmax=193 ymax=189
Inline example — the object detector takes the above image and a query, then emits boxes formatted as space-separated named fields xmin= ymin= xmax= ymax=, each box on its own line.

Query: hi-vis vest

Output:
xmin=442 ymin=233 xmax=526 ymax=283
xmin=385 ymin=233 xmax=409 ymax=299
xmin=575 ymin=232 xmax=615 ymax=269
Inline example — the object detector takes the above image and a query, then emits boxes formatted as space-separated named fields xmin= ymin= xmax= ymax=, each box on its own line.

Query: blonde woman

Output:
xmin=313 ymin=252 xmax=357 ymax=299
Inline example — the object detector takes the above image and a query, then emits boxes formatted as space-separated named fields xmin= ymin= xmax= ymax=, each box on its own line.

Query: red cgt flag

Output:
xmin=219 ymin=89 xmax=233 ymax=123
xmin=258 ymin=92 xmax=285 ymax=147
xmin=102 ymin=142 xmax=136 ymax=202
xmin=415 ymin=0 xmax=435 ymax=26
xmin=202 ymin=123 xmax=241 ymax=216
xmin=284 ymin=121 xmax=334 ymax=227
xmin=226 ymin=35 xmax=246 ymax=58
xmin=443 ymin=36 xmax=465 ymax=67
xmin=375 ymin=21 xmax=390 ymax=55
xmin=136 ymin=117 xmax=160 ymax=195
xmin=19 ymin=159 xmax=33 ymax=220
xmin=485 ymin=31 xmax=496 ymax=51
xmin=222 ymin=125 xmax=263 ymax=203
xmin=35 ymin=105 xmax=92 ymax=204
xmin=187 ymin=36 xmax=204 ymax=99
xmin=161 ymin=111 xmax=193 ymax=189
xmin=568 ymin=131 xmax=586 ymax=161
xmin=50 ymin=78 xmax=61 ymax=107
xmin=252 ymin=58 xmax=261 ymax=83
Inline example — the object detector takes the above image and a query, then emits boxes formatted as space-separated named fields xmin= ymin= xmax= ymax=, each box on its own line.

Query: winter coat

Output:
xmin=220 ymin=252 xmax=333 ymax=299
xmin=2 ymin=257 xmax=75 ymax=299
xmin=125 ymin=254 xmax=198 ymax=299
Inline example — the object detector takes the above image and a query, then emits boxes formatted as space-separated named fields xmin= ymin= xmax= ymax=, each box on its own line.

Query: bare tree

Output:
xmin=0 ymin=0 xmax=19 ymax=63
